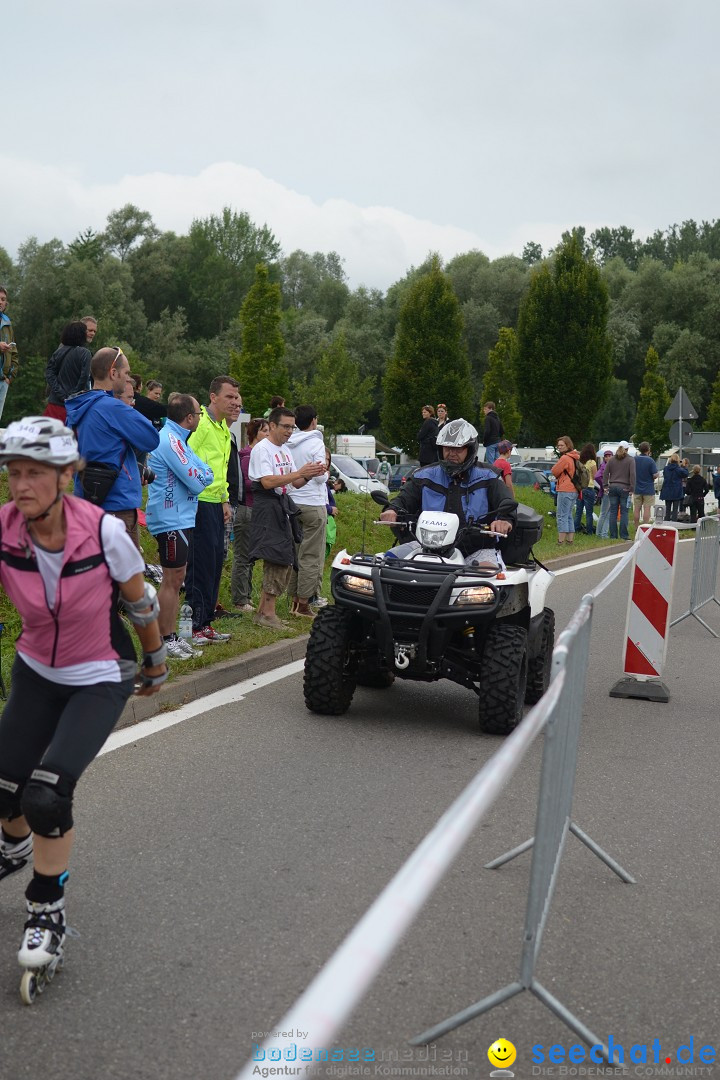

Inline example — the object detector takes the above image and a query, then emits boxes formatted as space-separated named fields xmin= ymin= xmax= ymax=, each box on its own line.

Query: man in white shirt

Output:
xmin=286 ymin=405 xmax=328 ymax=617
xmin=248 ymin=407 xmax=326 ymax=630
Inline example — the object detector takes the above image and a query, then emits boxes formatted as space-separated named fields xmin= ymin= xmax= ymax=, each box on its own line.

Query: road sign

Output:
xmin=669 ymin=420 xmax=693 ymax=446
xmin=665 ymin=388 xmax=698 ymax=421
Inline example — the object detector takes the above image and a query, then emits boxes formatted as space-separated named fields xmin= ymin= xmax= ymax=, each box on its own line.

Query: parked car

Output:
xmin=353 ymin=456 xmax=380 ymax=477
xmin=511 ymin=467 xmax=552 ymax=493
xmin=519 ymin=459 xmax=556 ymax=473
xmin=388 ymin=463 xmax=419 ymax=491
xmin=330 ymin=454 xmax=389 ymax=496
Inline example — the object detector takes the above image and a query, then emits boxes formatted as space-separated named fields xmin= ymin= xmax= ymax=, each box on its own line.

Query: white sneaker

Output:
xmin=175 ymin=637 xmax=202 ymax=658
xmin=165 ymin=637 xmax=192 ymax=660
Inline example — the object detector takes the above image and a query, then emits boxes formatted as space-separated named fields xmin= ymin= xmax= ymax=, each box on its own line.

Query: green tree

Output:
xmin=522 ymin=241 xmax=543 ymax=265
xmin=481 ymin=328 xmax=522 ymax=442
xmin=67 ymin=228 xmax=105 ymax=263
xmin=590 ymin=378 xmax=636 ymax=444
xmin=382 ymin=257 xmax=473 ymax=454
xmin=304 ymin=333 xmax=373 ymax=440
xmin=515 ymin=234 xmax=612 ymax=445
xmin=188 ymin=207 xmax=280 ymax=337
xmin=103 ymin=205 xmax=158 ymax=261
xmin=634 ymin=347 xmax=671 ymax=453
xmin=229 ymin=263 xmax=288 ymax=416
xmin=704 ymin=366 xmax=720 ymax=432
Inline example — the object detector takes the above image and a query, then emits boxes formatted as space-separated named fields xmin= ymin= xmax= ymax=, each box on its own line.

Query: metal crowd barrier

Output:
xmin=669 ymin=516 xmax=720 ymax=636
xmin=235 ymin=539 xmax=646 ymax=1080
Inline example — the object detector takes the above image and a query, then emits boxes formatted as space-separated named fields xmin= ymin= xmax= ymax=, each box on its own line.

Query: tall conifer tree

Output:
xmin=382 ymin=256 xmax=472 ymax=454
xmin=515 ymin=234 xmax=612 ymax=444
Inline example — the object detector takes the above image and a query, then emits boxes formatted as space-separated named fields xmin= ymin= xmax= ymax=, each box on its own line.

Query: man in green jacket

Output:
xmin=0 ymin=285 xmax=19 ymax=423
xmin=185 ymin=375 xmax=242 ymax=645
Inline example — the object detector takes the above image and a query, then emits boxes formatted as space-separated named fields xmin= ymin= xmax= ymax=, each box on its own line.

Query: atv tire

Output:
xmin=304 ymin=606 xmax=357 ymax=715
xmin=525 ymin=607 xmax=555 ymax=705
xmin=477 ymin=623 xmax=528 ymax=736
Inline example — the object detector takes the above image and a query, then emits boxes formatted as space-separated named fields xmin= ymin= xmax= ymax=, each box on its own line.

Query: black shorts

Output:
xmin=155 ymin=528 xmax=193 ymax=569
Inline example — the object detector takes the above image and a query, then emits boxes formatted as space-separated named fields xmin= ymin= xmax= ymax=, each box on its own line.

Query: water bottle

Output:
xmin=654 ymin=504 xmax=665 ymax=524
xmin=178 ymin=604 xmax=193 ymax=640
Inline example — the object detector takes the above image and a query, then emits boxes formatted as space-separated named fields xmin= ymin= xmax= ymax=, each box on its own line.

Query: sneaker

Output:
xmin=235 ymin=603 xmax=255 ymax=612
xmin=191 ymin=630 xmax=212 ymax=646
xmin=213 ymin=604 xmax=244 ymax=619
xmin=200 ymin=625 xmax=231 ymax=643
xmin=175 ymin=637 xmax=202 ymax=658
xmin=165 ymin=636 xmax=193 ymax=660
xmin=0 ymin=833 xmax=33 ymax=882
xmin=312 ymin=597 xmax=329 ymax=608
xmin=18 ymin=897 xmax=65 ymax=968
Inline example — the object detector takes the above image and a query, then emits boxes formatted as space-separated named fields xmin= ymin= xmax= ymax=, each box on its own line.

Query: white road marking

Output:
xmin=99 ymin=659 xmax=305 ymax=757
xmin=553 ymin=534 xmax=694 ymax=576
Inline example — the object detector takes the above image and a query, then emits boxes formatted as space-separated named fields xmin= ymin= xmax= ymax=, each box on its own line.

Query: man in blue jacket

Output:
xmin=146 ymin=394 xmax=215 ymax=658
xmin=380 ymin=419 xmax=516 ymax=555
xmin=65 ymin=347 xmax=159 ymax=547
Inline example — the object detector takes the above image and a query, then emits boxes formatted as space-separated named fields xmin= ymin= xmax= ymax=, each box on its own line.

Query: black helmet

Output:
xmin=436 ymin=418 xmax=479 ymax=476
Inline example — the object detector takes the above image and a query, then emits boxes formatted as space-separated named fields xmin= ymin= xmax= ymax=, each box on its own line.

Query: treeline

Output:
xmin=3 ymin=206 xmax=720 ymax=448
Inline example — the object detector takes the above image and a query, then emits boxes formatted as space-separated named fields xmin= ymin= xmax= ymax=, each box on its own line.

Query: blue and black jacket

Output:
xmin=391 ymin=461 xmax=517 ymax=554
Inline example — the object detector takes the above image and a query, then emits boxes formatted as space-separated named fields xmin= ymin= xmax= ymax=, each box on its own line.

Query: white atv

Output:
xmin=303 ymin=502 xmax=555 ymax=735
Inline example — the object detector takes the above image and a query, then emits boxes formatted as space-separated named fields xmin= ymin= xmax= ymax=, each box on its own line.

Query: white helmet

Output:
xmin=0 ymin=417 xmax=79 ymax=467
xmin=436 ymin=418 xmax=479 ymax=475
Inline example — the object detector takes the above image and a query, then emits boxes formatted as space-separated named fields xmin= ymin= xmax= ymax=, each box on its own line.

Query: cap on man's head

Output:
xmin=619 ymin=440 xmax=630 ymax=449
xmin=497 ymin=440 xmax=514 ymax=455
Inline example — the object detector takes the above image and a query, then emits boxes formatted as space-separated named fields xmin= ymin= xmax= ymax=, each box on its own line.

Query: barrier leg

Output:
xmin=409 ymin=982 xmax=524 ymax=1046
xmin=483 ymin=836 xmax=535 ymax=869
xmin=568 ymin=822 xmax=635 ymax=883
xmin=530 ymin=980 xmax=617 ymax=1064
xmin=486 ymin=822 xmax=634 ymax=881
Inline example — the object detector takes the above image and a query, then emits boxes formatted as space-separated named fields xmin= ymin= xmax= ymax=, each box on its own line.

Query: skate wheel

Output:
xmin=20 ymin=970 xmax=37 ymax=1005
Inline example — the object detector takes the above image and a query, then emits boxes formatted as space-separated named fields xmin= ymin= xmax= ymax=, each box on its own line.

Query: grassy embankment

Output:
xmin=0 ymin=482 xmax=632 ymax=698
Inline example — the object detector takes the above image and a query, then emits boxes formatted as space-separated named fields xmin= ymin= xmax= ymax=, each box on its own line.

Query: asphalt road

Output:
xmin=2 ymin=537 xmax=719 ymax=1080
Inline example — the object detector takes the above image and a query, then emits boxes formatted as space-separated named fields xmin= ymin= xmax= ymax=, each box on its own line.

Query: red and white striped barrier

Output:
xmin=610 ymin=525 xmax=678 ymax=702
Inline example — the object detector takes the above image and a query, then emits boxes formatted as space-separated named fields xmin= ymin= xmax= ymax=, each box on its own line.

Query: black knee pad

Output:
xmin=21 ymin=769 xmax=75 ymax=838
xmin=0 ymin=773 xmax=24 ymax=821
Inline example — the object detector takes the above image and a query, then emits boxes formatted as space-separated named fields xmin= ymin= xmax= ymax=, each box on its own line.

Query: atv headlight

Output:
xmin=343 ymin=575 xmax=374 ymax=595
xmin=455 ymin=586 xmax=495 ymax=605
xmin=417 ymin=527 xmax=449 ymax=548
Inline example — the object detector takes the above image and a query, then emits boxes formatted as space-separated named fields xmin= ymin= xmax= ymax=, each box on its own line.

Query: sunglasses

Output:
xmin=110 ymin=346 xmax=124 ymax=371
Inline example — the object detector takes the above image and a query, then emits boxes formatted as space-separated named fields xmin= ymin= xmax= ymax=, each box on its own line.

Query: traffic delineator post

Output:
xmin=609 ymin=525 xmax=678 ymax=702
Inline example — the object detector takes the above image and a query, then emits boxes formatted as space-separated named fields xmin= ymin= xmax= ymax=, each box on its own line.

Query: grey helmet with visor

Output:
xmin=435 ymin=418 xmax=479 ymax=475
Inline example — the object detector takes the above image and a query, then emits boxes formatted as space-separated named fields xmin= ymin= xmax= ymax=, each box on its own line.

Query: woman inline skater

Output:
xmin=0 ymin=416 xmax=167 ymax=1003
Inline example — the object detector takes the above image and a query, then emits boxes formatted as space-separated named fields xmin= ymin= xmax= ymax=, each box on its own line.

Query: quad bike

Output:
xmin=303 ymin=498 xmax=555 ymax=735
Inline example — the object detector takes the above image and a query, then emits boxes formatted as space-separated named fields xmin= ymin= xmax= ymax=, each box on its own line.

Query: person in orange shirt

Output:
xmin=551 ymin=436 xmax=581 ymax=545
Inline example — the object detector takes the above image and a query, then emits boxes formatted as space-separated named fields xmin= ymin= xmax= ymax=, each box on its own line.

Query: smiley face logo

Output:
xmin=488 ymin=1039 xmax=516 ymax=1070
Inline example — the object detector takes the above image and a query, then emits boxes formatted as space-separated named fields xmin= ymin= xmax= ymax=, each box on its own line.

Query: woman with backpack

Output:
xmin=550 ymin=436 xmax=581 ymax=545
xmin=573 ymin=443 xmax=598 ymax=535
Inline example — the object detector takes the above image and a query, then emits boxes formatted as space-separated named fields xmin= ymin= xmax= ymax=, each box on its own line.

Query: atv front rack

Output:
xmin=333 ymin=556 xmax=506 ymax=673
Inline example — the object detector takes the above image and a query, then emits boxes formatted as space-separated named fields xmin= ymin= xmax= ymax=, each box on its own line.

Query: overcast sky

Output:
xmin=4 ymin=0 xmax=719 ymax=289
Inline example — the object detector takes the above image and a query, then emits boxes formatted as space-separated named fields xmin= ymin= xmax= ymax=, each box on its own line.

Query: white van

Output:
xmin=330 ymin=454 xmax=389 ymax=496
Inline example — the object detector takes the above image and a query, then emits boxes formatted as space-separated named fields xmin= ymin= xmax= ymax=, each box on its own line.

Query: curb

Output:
xmin=116 ymin=634 xmax=310 ymax=732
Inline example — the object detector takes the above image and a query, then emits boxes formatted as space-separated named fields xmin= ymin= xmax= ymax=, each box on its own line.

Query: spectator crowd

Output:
xmin=0 ymin=291 xmax=718 ymax=669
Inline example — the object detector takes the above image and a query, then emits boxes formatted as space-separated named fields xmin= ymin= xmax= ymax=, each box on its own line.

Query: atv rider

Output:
xmin=380 ymin=419 xmax=517 ymax=555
